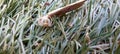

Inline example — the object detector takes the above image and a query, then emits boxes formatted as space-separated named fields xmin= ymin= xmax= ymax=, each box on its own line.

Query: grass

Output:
xmin=0 ymin=0 xmax=120 ymax=54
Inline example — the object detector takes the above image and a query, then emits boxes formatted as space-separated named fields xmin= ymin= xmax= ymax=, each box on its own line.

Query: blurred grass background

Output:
xmin=0 ymin=0 xmax=120 ymax=54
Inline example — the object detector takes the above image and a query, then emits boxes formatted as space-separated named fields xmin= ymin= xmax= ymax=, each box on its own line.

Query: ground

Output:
xmin=0 ymin=0 xmax=120 ymax=54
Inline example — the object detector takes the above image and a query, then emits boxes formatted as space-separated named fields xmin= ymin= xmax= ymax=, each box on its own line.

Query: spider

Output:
xmin=38 ymin=0 xmax=86 ymax=27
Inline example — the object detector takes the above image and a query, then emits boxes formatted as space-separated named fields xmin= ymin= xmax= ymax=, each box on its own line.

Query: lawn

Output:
xmin=0 ymin=0 xmax=120 ymax=54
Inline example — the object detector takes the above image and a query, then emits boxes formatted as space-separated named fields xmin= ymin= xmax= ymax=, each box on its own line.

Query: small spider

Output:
xmin=38 ymin=0 xmax=86 ymax=27
xmin=38 ymin=15 xmax=52 ymax=27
